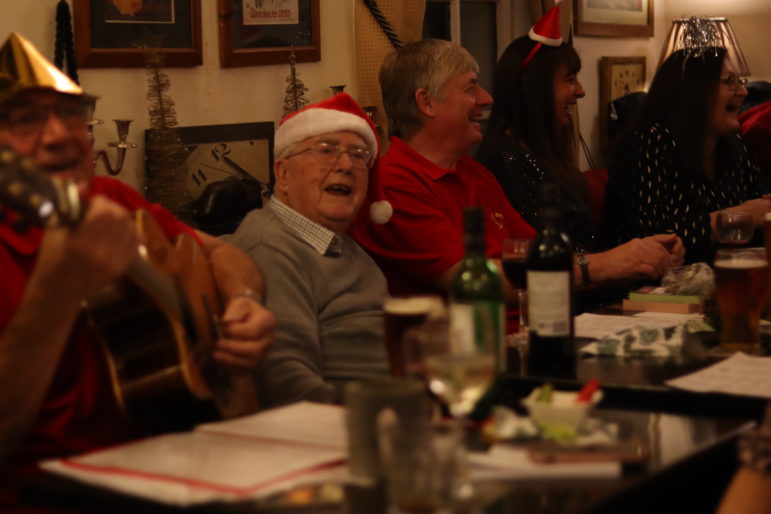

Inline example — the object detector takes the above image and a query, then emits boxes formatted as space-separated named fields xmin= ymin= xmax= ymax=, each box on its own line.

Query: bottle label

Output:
xmin=449 ymin=301 xmax=505 ymax=370
xmin=527 ymin=271 xmax=570 ymax=337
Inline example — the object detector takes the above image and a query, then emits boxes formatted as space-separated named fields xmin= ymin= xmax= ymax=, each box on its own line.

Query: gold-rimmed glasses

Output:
xmin=719 ymin=75 xmax=749 ymax=93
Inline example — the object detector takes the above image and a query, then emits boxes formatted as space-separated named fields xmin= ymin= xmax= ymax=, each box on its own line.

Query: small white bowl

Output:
xmin=522 ymin=387 xmax=603 ymax=435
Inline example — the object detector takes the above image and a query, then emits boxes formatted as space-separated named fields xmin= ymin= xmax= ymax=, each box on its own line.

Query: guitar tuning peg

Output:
xmin=0 ymin=147 xmax=16 ymax=165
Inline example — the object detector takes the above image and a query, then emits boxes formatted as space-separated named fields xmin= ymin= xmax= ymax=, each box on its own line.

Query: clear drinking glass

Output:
xmin=378 ymin=412 xmax=462 ymax=514
xmin=716 ymin=211 xmax=754 ymax=247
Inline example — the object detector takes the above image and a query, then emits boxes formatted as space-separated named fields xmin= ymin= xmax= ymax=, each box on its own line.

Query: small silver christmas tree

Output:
xmin=282 ymin=44 xmax=309 ymax=116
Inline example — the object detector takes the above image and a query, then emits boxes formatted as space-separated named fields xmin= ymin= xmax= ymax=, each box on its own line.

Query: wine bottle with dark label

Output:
xmin=449 ymin=206 xmax=505 ymax=373
xmin=525 ymin=183 xmax=575 ymax=377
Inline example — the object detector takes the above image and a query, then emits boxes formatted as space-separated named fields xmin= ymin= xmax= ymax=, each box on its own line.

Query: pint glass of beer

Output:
xmin=764 ymin=213 xmax=771 ymax=321
xmin=714 ymin=248 xmax=769 ymax=353
xmin=383 ymin=295 xmax=445 ymax=377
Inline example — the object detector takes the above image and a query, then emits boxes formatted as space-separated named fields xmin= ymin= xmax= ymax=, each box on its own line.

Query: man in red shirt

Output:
xmin=352 ymin=39 xmax=535 ymax=300
xmin=0 ymin=33 xmax=275 ymax=509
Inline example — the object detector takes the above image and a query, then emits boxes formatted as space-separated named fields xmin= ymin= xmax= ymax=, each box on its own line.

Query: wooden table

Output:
xmin=22 ymin=406 xmax=752 ymax=514
xmin=500 ymin=309 xmax=768 ymax=420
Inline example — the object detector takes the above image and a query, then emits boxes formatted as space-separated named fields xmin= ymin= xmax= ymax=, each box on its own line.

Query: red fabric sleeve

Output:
xmin=88 ymin=176 xmax=202 ymax=246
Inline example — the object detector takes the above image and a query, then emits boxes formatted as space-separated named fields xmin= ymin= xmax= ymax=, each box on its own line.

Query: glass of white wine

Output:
xmin=418 ymin=316 xmax=496 ymax=420
xmin=402 ymin=317 xmax=495 ymax=503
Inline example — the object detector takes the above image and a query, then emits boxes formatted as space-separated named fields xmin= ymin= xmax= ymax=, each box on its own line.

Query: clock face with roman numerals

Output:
xmin=184 ymin=139 xmax=271 ymax=201
xmin=145 ymin=122 xmax=274 ymax=229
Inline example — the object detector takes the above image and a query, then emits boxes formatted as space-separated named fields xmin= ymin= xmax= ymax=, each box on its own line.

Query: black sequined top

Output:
xmin=601 ymin=123 xmax=762 ymax=263
xmin=478 ymin=138 xmax=597 ymax=250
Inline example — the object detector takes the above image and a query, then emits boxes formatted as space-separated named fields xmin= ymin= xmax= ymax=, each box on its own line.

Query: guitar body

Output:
xmin=0 ymin=149 xmax=258 ymax=432
xmin=88 ymin=210 xmax=258 ymax=432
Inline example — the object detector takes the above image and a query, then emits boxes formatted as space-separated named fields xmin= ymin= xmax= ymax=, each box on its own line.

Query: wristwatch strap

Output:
xmin=740 ymin=426 xmax=771 ymax=476
xmin=577 ymin=249 xmax=591 ymax=285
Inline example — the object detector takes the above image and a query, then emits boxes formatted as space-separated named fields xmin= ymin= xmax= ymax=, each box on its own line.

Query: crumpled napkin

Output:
xmin=581 ymin=324 xmax=686 ymax=357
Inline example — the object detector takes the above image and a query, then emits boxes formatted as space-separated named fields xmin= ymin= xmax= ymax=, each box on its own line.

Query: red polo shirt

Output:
xmin=352 ymin=136 xmax=535 ymax=296
xmin=0 ymin=176 xmax=198 ymax=512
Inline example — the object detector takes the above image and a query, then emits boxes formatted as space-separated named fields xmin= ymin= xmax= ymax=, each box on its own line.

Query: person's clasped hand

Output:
xmin=653 ymin=233 xmax=686 ymax=267
xmin=214 ymin=295 xmax=276 ymax=373
xmin=606 ymin=234 xmax=683 ymax=280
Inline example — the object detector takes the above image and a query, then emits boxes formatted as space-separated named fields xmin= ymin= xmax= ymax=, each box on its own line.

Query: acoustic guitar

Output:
xmin=0 ymin=147 xmax=259 ymax=433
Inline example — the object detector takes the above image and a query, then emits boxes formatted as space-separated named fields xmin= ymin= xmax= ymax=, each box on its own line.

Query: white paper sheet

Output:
xmin=41 ymin=402 xmax=348 ymax=507
xmin=40 ymin=402 xmax=624 ymax=507
xmin=575 ymin=312 xmax=702 ymax=340
xmin=666 ymin=352 xmax=771 ymax=398
xmin=197 ymin=401 xmax=347 ymax=449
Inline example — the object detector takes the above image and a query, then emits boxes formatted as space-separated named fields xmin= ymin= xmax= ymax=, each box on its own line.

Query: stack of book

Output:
xmin=622 ymin=286 xmax=702 ymax=314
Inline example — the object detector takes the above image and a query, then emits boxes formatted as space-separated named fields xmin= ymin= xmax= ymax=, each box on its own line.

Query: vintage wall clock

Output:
xmin=145 ymin=122 xmax=274 ymax=233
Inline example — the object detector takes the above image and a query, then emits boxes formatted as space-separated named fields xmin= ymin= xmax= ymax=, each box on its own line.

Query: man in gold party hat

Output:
xmin=0 ymin=33 xmax=275 ymax=509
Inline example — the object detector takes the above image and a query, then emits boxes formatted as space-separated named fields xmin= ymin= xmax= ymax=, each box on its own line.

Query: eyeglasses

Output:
xmin=0 ymin=99 xmax=89 ymax=137
xmin=719 ymin=75 xmax=749 ymax=93
xmin=285 ymin=141 xmax=372 ymax=171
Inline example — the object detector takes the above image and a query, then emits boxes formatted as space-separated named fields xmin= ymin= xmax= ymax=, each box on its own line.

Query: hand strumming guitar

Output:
xmin=197 ymin=231 xmax=276 ymax=375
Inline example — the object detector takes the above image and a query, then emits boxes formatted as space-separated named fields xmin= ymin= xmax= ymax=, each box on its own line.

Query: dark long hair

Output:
xmin=625 ymin=46 xmax=739 ymax=177
xmin=477 ymin=36 xmax=588 ymax=200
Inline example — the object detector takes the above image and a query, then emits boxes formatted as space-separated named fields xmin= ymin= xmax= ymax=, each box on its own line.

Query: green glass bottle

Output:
xmin=449 ymin=206 xmax=505 ymax=373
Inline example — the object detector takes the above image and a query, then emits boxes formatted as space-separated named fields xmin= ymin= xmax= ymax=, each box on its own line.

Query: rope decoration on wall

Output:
xmin=54 ymin=0 xmax=78 ymax=84
xmin=362 ymin=0 xmax=403 ymax=50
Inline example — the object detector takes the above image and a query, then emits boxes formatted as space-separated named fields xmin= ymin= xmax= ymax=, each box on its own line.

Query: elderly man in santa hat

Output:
xmin=226 ymin=93 xmax=390 ymax=407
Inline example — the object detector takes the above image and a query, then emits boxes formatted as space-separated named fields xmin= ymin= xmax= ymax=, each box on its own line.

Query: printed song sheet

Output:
xmin=666 ymin=353 xmax=771 ymax=398
xmin=41 ymin=402 xmax=348 ymax=506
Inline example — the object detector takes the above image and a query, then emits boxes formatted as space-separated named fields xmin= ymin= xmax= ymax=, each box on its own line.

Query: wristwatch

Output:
xmin=739 ymin=426 xmax=771 ymax=476
xmin=576 ymin=248 xmax=591 ymax=285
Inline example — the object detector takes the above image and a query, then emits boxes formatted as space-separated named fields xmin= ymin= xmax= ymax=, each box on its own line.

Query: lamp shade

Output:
xmin=658 ymin=17 xmax=750 ymax=76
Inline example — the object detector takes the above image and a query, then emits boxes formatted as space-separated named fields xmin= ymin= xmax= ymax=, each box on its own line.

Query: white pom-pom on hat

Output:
xmin=370 ymin=200 xmax=393 ymax=225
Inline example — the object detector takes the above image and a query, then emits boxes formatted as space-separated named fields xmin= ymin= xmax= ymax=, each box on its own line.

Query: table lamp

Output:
xmin=657 ymin=17 xmax=750 ymax=76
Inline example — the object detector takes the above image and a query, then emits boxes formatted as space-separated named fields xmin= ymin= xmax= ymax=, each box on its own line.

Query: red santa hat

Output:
xmin=521 ymin=0 xmax=564 ymax=70
xmin=274 ymin=93 xmax=393 ymax=224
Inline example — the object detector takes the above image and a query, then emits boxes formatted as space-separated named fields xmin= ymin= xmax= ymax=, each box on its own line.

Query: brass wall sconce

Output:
xmin=95 ymin=119 xmax=137 ymax=176
xmin=86 ymin=96 xmax=137 ymax=176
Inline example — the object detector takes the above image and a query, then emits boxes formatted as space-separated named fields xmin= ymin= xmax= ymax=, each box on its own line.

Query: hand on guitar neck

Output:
xmin=32 ymin=195 xmax=138 ymax=304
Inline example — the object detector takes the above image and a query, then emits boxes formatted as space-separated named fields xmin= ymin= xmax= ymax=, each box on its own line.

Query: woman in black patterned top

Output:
xmin=601 ymin=47 xmax=771 ymax=263
xmin=477 ymin=36 xmax=684 ymax=290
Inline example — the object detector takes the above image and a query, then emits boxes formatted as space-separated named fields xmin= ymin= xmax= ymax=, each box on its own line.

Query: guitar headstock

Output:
xmin=0 ymin=146 xmax=82 ymax=230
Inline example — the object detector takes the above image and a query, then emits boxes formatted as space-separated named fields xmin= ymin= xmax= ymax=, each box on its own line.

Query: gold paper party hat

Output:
xmin=0 ymin=32 xmax=83 ymax=105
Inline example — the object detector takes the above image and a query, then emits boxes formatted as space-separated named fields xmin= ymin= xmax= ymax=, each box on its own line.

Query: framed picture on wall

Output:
xmin=574 ymin=0 xmax=653 ymax=37
xmin=600 ymin=56 xmax=646 ymax=151
xmin=217 ymin=0 xmax=320 ymax=67
xmin=73 ymin=0 xmax=202 ymax=67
